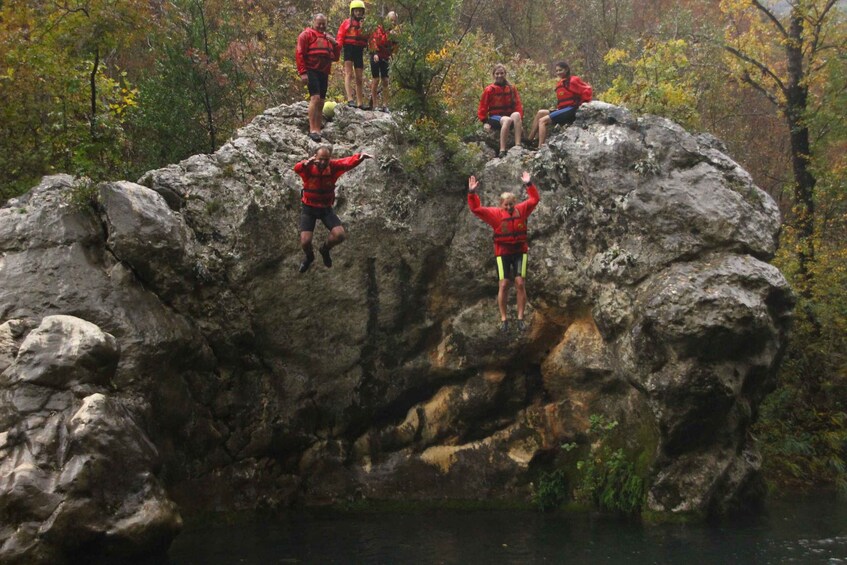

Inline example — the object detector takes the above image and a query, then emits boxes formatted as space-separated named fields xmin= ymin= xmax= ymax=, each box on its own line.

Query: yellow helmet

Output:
xmin=350 ymin=0 xmax=365 ymax=13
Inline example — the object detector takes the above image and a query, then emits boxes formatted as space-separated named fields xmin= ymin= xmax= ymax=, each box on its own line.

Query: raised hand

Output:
xmin=521 ymin=170 xmax=531 ymax=184
xmin=468 ymin=175 xmax=479 ymax=192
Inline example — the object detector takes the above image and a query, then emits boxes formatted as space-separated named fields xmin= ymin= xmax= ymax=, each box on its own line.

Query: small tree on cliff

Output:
xmin=721 ymin=0 xmax=844 ymax=302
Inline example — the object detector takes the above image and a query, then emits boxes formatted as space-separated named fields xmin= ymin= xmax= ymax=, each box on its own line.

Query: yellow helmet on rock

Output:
xmin=350 ymin=0 xmax=365 ymax=13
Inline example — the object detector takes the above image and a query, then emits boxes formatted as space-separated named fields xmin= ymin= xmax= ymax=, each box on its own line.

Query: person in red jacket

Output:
xmin=337 ymin=0 xmax=369 ymax=108
xmin=528 ymin=62 xmax=592 ymax=147
xmin=296 ymin=13 xmax=341 ymax=141
xmin=293 ymin=146 xmax=372 ymax=273
xmin=478 ymin=64 xmax=524 ymax=159
xmin=368 ymin=11 xmax=398 ymax=112
xmin=468 ymin=170 xmax=540 ymax=333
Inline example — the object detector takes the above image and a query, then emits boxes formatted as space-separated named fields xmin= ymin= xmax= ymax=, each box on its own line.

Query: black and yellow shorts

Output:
xmin=496 ymin=253 xmax=527 ymax=281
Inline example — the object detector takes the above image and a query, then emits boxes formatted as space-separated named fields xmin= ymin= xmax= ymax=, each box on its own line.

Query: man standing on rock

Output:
xmin=296 ymin=13 xmax=341 ymax=142
xmin=468 ymin=171 xmax=540 ymax=333
xmin=294 ymin=145 xmax=372 ymax=273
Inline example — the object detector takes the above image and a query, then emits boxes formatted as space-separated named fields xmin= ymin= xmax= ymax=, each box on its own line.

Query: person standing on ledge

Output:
xmin=468 ymin=170 xmax=540 ymax=333
xmin=337 ymin=0 xmax=369 ymax=108
xmin=293 ymin=145 xmax=372 ymax=273
xmin=477 ymin=63 xmax=524 ymax=158
xmin=296 ymin=13 xmax=341 ymax=142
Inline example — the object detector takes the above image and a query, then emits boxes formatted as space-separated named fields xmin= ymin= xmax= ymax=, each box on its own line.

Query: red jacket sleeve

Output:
xmin=329 ymin=154 xmax=365 ymax=181
xmin=468 ymin=192 xmax=501 ymax=228
xmin=293 ymin=159 xmax=310 ymax=181
xmin=572 ymin=76 xmax=592 ymax=104
xmin=477 ymin=86 xmax=490 ymax=122
xmin=516 ymin=183 xmax=540 ymax=217
xmin=295 ymin=30 xmax=309 ymax=76
xmin=337 ymin=19 xmax=349 ymax=46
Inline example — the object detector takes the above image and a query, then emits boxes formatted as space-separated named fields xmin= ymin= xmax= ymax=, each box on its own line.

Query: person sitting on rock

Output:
xmin=528 ymin=61 xmax=592 ymax=147
xmin=337 ymin=0 xmax=369 ymax=108
xmin=467 ymin=170 xmax=540 ymax=333
xmin=293 ymin=145 xmax=372 ymax=273
xmin=296 ymin=13 xmax=341 ymax=142
xmin=477 ymin=64 xmax=524 ymax=159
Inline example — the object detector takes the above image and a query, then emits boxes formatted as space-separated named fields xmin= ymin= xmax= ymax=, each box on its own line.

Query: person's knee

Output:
xmin=300 ymin=233 xmax=313 ymax=248
xmin=500 ymin=117 xmax=512 ymax=127
xmin=332 ymin=227 xmax=346 ymax=243
xmin=511 ymin=112 xmax=522 ymax=124
xmin=540 ymin=115 xmax=551 ymax=126
xmin=514 ymin=277 xmax=526 ymax=291
xmin=499 ymin=279 xmax=511 ymax=290
xmin=535 ymin=109 xmax=548 ymax=118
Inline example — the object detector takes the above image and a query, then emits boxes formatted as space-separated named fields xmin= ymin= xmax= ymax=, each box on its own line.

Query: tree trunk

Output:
xmin=90 ymin=47 xmax=100 ymax=140
xmin=785 ymin=8 xmax=816 ymax=292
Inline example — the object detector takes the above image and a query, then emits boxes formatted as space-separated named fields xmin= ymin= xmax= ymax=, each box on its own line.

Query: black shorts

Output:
xmin=370 ymin=56 xmax=390 ymax=78
xmin=496 ymin=253 xmax=527 ymax=281
xmin=550 ymin=106 xmax=577 ymax=126
xmin=486 ymin=116 xmax=504 ymax=129
xmin=343 ymin=45 xmax=365 ymax=68
xmin=299 ymin=203 xmax=343 ymax=232
xmin=306 ymin=69 xmax=328 ymax=98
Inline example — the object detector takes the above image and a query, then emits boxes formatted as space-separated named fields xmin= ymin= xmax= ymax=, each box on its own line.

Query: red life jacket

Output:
xmin=493 ymin=208 xmax=528 ymax=251
xmin=556 ymin=78 xmax=583 ymax=109
xmin=300 ymin=163 xmax=338 ymax=207
xmin=342 ymin=18 xmax=368 ymax=48
xmin=369 ymin=25 xmax=394 ymax=59
xmin=488 ymin=84 xmax=518 ymax=117
xmin=305 ymin=30 xmax=336 ymax=64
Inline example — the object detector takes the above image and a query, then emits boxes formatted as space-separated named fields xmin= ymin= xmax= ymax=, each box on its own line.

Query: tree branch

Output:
xmin=724 ymin=44 xmax=787 ymax=97
xmin=739 ymin=69 xmax=782 ymax=108
xmin=751 ymin=0 xmax=787 ymax=38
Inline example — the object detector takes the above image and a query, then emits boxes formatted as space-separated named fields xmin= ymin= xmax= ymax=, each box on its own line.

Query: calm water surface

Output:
xmin=167 ymin=493 xmax=847 ymax=564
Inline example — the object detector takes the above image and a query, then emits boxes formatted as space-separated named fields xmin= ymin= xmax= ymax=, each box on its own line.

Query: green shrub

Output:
xmin=572 ymin=415 xmax=646 ymax=516
xmin=532 ymin=468 xmax=568 ymax=512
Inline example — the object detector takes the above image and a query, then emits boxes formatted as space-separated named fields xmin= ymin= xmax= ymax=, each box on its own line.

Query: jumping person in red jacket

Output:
xmin=293 ymin=146 xmax=372 ymax=273
xmin=468 ymin=171 xmax=540 ymax=333
xmin=337 ymin=0 xmax=369 ymax=108
xmin=528 ymin=61 xmax=592 ymax=147
xmin=478 ymin=64 xmax=524 ymax=159
xmin=368 ymin=11 xmax=398 ymax=112
xmin=296 ymin=14 xmax=341 ymax=142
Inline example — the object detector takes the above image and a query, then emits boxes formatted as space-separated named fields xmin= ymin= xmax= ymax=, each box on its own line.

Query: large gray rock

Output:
xmin=0 ymin=99 xmax=794 ymax=548
xmin=0 ymin=316 xmax=180 ymax=564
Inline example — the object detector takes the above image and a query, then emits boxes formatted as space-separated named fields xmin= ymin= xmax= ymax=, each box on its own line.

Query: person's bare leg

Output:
xmin=515 ymin=276 xmax=527 ymax=319
xmin=497 ymin=279 xmax=510 ymax=321
xmin=370 ymin=77 xmax=379 ymax=108
xmin=381 ymin=76 xmax=389 ymax=108
xmin=354 ymin=68 xmax=365 ymax=106
xmin=344 ymin=61 xmax=355 ymax=102
xmin=538 ymin=115 xmax=552 ymax=147
xmin=325 ymin=225 xmax=346 ymax=249
xmin=511 ymin=111 xmax=522 ymax=147
xmin=499 ymin=117 xmax=512 ymax=152
xmin=528 ymin=109 xmax=548 ymax=140
xmin=308 ymin=95 xmax=324 ymax=133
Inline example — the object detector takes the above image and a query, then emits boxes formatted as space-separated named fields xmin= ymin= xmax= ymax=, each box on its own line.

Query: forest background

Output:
xmin=1 ymin=0 xmax=845 ymax=494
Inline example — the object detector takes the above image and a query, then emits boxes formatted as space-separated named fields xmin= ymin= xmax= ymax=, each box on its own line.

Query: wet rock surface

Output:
xmin=0 ymin=101 xmax=794 ymax=558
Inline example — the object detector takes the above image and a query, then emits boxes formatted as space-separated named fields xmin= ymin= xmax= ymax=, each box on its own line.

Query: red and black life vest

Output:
xmin=305 ymin=30 xmax=336 ymax=63
xmin=488 ymin=84 xmax=517 ymax=117
xmin=556 ymin=78 xmax=582 ymax=109
xmin=493 ymin=209 xmax=528 ymax=248
xmin=342 ymin=18 xmax=368 ymax=47
xmin=300 ymin=164 xmax=338 ymax=207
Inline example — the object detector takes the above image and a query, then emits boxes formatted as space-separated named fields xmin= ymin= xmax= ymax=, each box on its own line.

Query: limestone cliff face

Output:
xmin=0 ymin=101 xmax=793 ymax=560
